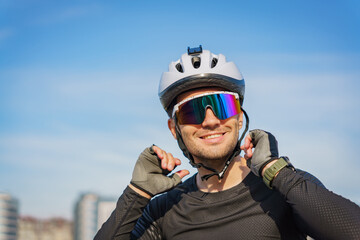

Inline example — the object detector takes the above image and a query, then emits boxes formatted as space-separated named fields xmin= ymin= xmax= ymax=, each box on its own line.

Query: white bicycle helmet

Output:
xmin=158 ymin=46 xmax=249 ymax=181
xmin=159 ymin=46 xmax=245 ymax=117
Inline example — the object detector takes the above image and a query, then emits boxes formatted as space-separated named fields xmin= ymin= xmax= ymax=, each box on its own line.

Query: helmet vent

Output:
xmin=192 ymin=56 xmax=201 ymax=69
xmin=175 ymin=63 xmax=184 ymax=73
xmin=211 ymin=58 xmax=218 ymax=68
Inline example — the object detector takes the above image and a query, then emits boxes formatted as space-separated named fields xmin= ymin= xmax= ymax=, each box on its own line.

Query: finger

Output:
xmin=241 ymin=135 xmax=252 ymax=151
xmin=246 ymin=146 xmax=253 ymax=156
xmin=245 ymin=135 xmax=252 ymax=148
xmin=241 ymin=135 xmax=251 ymax=150
xmin=175 ymin=169 xmax=190 ymax=179
xmin=152 ymin=146 xmax=178 ymax=171
xmin=243 ymin=146 xmax=253 ymax=159
xmin=161 ymin=150 xmax=169 ymax=169
xmin=174 ymin=158 xmax=181 ymax=166
xmin=166 ymin=152 xmax=176 ymax=171
xmin=244 ymin=151 xmax=252 ymax=159
xmin=240 ymin=144 xmax=245 ymax=150
xmin=152 ymin=145 xmax=163 ymax=159
xmin=248 ymin=142 xmax=254 ymax=155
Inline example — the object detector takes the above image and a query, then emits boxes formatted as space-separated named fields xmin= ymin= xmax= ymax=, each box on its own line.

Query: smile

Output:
xmin=201 ymin=133 xmax=225 ymax=139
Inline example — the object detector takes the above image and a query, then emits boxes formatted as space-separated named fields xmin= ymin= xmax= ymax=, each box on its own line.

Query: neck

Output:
xmin=195 ymin=155 xmax=250 ymax=193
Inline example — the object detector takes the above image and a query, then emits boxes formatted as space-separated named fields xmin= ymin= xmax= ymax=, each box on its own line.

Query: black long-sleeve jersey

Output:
xmin=95 ymin=168 xmax=360 ymax=240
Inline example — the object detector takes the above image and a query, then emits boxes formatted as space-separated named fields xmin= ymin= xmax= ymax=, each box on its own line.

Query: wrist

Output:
xmin=261 ymin=160 xmax=278 ymax=177
xmin=129 ymin=184 xmax=152 ymax=199
xmin=262 ymin=157 xmax=292 ymax=189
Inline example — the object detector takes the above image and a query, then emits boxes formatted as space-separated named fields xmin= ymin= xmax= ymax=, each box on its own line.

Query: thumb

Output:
xmin=175 ymin=169 xmax=190 ymax=179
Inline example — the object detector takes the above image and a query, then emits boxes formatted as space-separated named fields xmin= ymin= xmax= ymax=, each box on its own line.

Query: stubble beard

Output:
xmin=182 ymin=128 xmax=239 ymax=170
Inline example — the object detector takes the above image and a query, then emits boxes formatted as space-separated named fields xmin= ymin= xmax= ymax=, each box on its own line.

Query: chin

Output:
xmin=191 ymin=141 xmax=237 ymax=162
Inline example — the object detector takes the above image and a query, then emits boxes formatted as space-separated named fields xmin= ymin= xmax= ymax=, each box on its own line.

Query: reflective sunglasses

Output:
xmin=172 ymin=91 xmax=241 ymax=125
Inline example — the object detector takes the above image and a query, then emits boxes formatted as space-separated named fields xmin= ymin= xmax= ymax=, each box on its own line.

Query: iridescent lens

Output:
xmin=176 ymin=93 xmax=241 ymax=124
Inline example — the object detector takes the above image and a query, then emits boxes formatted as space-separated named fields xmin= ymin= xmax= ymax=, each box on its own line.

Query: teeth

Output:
xmin=203 ymin=134 xmax=222 ymax=139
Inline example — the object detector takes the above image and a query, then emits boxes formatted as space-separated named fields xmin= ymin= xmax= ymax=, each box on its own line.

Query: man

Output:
xmin=95 ymin=46 xmax=360 ymax=239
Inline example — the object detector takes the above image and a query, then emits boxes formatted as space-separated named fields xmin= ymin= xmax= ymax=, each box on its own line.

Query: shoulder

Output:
xmin=161 ymin=174 xmax=196 ymax=200
xmin=146 ymin=174 xmax=197 ymax=214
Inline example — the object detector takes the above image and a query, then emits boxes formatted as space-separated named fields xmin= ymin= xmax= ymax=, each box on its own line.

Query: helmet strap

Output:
xmin=175 ymin=108 xmax=249 ymax=181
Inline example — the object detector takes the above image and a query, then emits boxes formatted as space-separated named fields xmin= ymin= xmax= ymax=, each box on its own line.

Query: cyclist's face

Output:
xmin=168 ymin=88 xmax=243 ymax=164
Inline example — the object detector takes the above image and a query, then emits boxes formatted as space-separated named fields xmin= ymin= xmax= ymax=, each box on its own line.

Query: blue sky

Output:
xmin=0 ymin=0 xmax=359 ymax=219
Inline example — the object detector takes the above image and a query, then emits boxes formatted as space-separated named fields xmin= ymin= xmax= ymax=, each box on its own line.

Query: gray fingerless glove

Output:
xmin=130 ymin=146 xmax=182 ymax=197
xmin=247 ymin=129 xmax=279 ymax=177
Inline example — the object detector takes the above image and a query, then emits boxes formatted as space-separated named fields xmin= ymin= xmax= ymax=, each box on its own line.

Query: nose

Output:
xmin=201 ymin=107 xmax=221 ymax=128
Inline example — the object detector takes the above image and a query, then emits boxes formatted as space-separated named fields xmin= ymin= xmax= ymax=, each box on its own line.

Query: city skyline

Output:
xmin=1 ymin=0 xmax=359 ymax=219
xmin=1 ymin=191 xmax=115 ymax=240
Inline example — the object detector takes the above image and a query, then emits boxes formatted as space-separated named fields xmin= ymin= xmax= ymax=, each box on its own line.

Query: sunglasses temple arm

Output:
xmin=239 ymin=107 xmax=250 ymax=146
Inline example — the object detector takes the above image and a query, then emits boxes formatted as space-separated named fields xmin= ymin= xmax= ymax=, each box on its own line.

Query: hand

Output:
xmin=240 ymin=129 xmax=279 ymax=177
xmin=130 ymin=145 xmax=189 ymax=198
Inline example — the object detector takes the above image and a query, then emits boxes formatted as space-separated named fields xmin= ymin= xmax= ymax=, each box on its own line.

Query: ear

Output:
xmin=238 ymin=111 xmax=244 ymax=129
xmin=168 ymin=118 xmax=177 ymax=140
